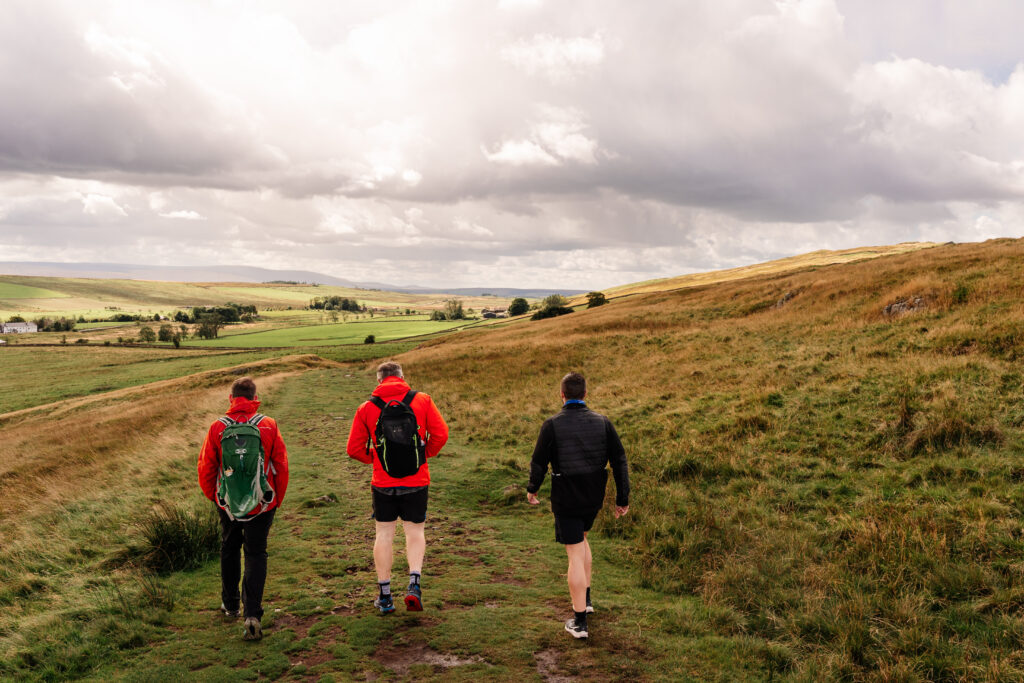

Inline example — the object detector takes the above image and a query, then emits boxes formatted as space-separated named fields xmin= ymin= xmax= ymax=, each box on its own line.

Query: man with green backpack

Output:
xmin=198 ymin=377 xmax=289 ymax=640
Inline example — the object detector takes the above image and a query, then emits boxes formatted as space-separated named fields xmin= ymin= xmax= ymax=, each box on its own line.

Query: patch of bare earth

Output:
xmin=374 ymin=640 xmax=485 ymax=676
xmin=535 ymin=648 xmax=577 ymax=682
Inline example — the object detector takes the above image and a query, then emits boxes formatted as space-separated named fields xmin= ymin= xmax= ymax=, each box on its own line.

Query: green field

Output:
xmin=0 ymin=281 xmax=69 ymax=300
xmin=0 ymin=275 xmax=519 ymax=320
xmin=184 ymin=318 xmax=484 ymax=348
xmin=0 ymin=347 xmax=284 ymax=415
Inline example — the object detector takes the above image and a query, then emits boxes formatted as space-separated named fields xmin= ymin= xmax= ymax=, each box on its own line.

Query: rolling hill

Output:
xmin=3 ymin=237 xmax=1024 ymax=680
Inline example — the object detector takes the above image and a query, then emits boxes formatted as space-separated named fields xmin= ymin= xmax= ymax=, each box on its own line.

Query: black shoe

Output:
xmin=242 ymin=617 xmax=262 ymax=640
xmin=564 ymin=618 xmax=588 ymax=639
xmin=220 ymin=603 xmax=240 ymax=618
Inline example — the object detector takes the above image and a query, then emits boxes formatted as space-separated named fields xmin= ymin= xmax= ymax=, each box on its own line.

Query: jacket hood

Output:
xmin=371 ymin=376 xmax=412 ymax=401
xmin=227 ymin=395 xmax=262 ymax=419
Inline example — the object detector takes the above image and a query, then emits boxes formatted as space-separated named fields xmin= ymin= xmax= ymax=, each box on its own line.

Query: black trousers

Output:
xmin=217 ymin=506 xmax=276 ymax=619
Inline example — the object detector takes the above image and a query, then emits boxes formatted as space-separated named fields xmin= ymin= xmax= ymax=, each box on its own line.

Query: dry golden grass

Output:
xmin=578 ymin=241 xmax=938 ymax=304
xmin=390 ymin=237 xmax=1024 ymax=678
xmin=0 ymin=354 xmax=336 ymax=527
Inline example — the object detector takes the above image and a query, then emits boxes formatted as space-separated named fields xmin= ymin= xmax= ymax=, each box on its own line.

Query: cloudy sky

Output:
xmin=2 ymin=0 xmax=1024 ymax=289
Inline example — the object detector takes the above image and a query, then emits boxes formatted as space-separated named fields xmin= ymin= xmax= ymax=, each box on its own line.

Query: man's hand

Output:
xmin=614 ymin=505 xmax=629 ymax=518
xmin=527 ymin=492 xmax=540 ymax=505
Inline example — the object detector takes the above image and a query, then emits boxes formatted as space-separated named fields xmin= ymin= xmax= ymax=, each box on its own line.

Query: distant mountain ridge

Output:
xmin=0 ymin=262 xmax=585 ymax=298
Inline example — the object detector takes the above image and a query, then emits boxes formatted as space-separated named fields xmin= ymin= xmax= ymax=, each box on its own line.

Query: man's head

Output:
xmin=376 ymin=361 xmax=404 ymax=383
xmin=560 ymin=372 xmax=586 ymax=400
xmin=231 ymin=376 xmax=257 ymax=400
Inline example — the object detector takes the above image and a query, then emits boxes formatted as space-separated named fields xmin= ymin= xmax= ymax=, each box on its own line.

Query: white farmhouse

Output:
xmin=1 ymin=322 xmax=38 ymax=334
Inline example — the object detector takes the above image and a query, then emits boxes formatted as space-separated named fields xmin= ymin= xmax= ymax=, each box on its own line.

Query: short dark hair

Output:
xmin=376 ymin=361 xmax=403 ymax=382
xmin=560 ymin=372 xmax=586 ymax=400
xmin=231 ymin=377 xmax=257 ymax=399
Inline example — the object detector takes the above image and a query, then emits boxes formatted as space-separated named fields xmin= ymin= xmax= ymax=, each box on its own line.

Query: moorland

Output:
xmin=3 ymin=239 xmax=1023 ymax=681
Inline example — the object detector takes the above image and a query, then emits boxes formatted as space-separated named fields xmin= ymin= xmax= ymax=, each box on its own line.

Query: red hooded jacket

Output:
xmin=346 ymin=376 xmax=449 ymax=487
xmin=198 ymin=396 xmax=289 ymax=516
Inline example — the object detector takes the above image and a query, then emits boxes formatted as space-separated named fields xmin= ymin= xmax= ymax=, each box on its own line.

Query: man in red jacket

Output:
xmin=346 ymin=361 xmax=449 ymax=614
xmin=198 ymin=376 xmax=289 ymax=640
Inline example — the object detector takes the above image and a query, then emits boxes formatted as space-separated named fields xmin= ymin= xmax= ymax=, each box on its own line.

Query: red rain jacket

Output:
xmin=346 ymin=376 xmax=449 ymax=487
xmin=198 ymin=396 xmax=289 ymax=516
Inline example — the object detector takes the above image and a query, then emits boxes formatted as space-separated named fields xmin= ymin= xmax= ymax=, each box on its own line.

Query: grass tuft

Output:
xmin=133 ymin=504 xmax=219 ymax=574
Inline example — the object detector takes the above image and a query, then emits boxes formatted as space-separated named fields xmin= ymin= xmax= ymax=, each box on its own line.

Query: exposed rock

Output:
xmin=775 ymin=290 xmax=797 ymax=308
xmin=883 ymin=296 xmax=927 ymax=317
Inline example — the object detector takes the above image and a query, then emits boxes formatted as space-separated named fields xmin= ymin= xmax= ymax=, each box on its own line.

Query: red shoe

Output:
xmin=404 ymin=584 xmax=423 ymax=611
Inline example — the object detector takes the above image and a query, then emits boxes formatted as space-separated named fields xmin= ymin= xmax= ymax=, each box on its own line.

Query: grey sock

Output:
xmin=378 ymin=581 xmax=391 ymax=597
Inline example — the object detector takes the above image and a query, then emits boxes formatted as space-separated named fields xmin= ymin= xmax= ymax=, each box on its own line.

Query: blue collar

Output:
xmin=563 ymin=399 xmax=586 ymax=406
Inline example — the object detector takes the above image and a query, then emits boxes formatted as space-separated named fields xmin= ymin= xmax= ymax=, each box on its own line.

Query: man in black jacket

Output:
xmin=526 ymin=372 xmax=630 ymax=639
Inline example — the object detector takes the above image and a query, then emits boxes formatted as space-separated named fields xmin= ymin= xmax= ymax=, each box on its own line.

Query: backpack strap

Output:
xmin=367 ymin=396 xmax=386 ymax=456
xmin=248 ymin=413 xmax=266 ymax=426
xmin=401 ymin=390 xmax=418 ymax=407
xmin=218 ymin=416 xmax=236 ymax=427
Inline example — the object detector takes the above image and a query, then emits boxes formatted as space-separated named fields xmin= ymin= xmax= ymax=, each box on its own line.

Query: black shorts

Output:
xmin=372 ymin=487 xmax=429 ymax=523
xmin=554 ymin=511 xmax=598 ymax=545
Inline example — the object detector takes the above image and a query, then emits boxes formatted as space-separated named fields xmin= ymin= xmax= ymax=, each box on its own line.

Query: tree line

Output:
xmin=308 ymin=296 xmax=366 ymax=312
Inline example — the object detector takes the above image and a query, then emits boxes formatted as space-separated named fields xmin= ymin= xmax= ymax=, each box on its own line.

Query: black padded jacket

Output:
xmin=526 ymin=403 xmax=629 ymax=517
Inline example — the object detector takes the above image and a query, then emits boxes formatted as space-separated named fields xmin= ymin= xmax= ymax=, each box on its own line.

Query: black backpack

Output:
xmin=369 ymin=391 xmax=426 ymax=478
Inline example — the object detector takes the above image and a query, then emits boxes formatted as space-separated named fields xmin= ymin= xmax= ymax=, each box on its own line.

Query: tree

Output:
xmin=172 ymin=334 xmax=181 ymax=349
xmin=586 ymin=291 xmax=608 ymax=308
xmin=197 ymin=314 xmax=223 ymax=339
xmin=364 ymin=334 xmax=376 ymax=344
xmin=158 ymin=324 xmax=174 ymax=342
xmin=532 ymin=293 xmax=573 ymax=321
xmin=444 ymin=299 xmax=465 ymax=320
xmin=541 ymin=294 xmax=568 ymax=309
xmin=138 ymin=326 xmax=156 ymax=343
xmin=508 ymin=298 xmax=529 ymax=316
xmin=153 ymin=313 xmax=162 ymax=321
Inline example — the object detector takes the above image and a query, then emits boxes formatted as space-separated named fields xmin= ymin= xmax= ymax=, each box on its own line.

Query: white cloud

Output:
xmin=500 ymin=33 xmax=605 ymax=82
xmin=484 ymin=140 xmax=559 ymax=166
xmin=81 ymin=193 xmax=127 ymax=216
xmin=159 ymin=210 xmax=205 ymax=220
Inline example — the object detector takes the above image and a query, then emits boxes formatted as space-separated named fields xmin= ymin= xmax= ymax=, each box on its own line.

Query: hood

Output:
xmin=227 ymin=395 xmax=262 ymax=420
xmin=371 ymin=376 xmax=412 ymax=402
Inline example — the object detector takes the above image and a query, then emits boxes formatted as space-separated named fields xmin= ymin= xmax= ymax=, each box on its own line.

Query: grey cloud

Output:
xmin=0 ymin=1 xmax=279 ymax=181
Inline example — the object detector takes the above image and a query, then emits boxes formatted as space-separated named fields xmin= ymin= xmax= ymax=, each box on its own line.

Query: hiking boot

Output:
xmin=242 ymin=617 xmax=262 ymax=641
xmin=374 ymin=594 xmax=396 ymax=615
xmin=220 ymin=603 xmax=240 ymax=618
xmin=404 ymin=583 xmax=423 ymax=612
xmin=564 ymin=618 xmax=588 ymax=639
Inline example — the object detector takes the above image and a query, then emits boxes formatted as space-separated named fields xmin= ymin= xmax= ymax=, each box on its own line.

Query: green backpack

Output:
xmin=216 ymin=415 xmax=275 ymax=520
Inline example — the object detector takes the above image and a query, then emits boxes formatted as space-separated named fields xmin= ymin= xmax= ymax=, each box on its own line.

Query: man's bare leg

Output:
xmin=565 ymin=540 xmax=588 ymax=613
xmin=374 ymin=521 xmax=396 ymax=582
xmin=403 ymin=521 xmax=425 ymax=574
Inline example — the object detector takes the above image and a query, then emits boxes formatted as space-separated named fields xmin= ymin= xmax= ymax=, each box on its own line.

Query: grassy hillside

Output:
xmin=396 ymin=237 xmax=1024 ymax=679
xmin=1 ymin=360 xmax=730 ymax=681
xmin=0 ymin=274 xmax=516 ymax=319
xmin=3 ymin=238 xmax=1024 ymax=680
xmin=577 ymin=241 xmax=937 ymax=304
